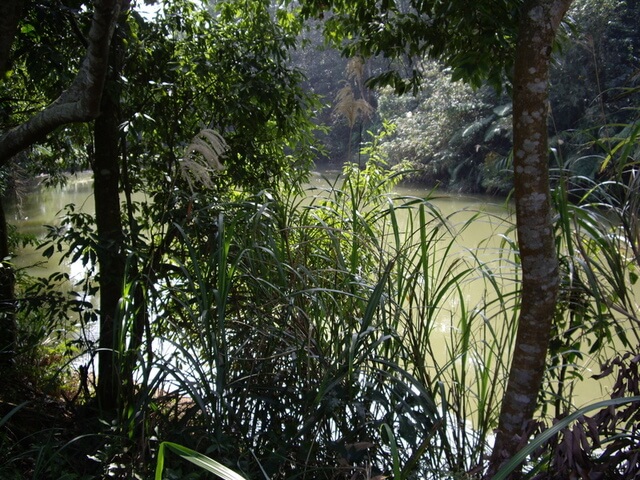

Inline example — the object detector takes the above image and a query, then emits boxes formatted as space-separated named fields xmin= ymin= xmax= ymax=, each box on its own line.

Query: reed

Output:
xmin=8 ymin=118 xmax=640 ymax=478
xmin=139 ymin=126 xmax=640 ymax=478
xmin=132 ymin=155 xmax=520 ymax=478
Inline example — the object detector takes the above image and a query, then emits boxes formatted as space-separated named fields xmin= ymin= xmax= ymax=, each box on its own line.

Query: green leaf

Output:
xmin=42 ymin=245 xmax=55 ymax=258
xmin=0 ymin=401 xmax=29 ymax=428
xmin=20 ymin=23 xmax=36 ymax=35
xmin=155 ymin=441 xmax=246 ymax=480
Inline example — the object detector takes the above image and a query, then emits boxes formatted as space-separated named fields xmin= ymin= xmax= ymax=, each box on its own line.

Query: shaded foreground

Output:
xmin=2 ymin=159 xmax=640 ymax=479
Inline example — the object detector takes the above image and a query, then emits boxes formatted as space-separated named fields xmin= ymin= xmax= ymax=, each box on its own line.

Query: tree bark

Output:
xmin=0 ymin=200 xmax=17 ymax=368
xmin=0 ymin=0 xmax=26 ymax=371
xmin=488 ymin=0 xmax=573 ymax=477
xmin=93 ymin=27 xmax=126 ymax=411
xmin=0 ymin=0 xmax=123 ymax=167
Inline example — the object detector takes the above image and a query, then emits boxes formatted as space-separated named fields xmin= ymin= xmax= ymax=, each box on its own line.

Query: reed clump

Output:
xmin=126 ymin=155 xmax=522 ymax=479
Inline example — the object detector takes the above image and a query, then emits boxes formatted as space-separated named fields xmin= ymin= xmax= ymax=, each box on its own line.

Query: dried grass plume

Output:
xmin=333 ymin=57 xmax=373 ymax=129
xmin=180 ymin=129 xmax=228 ymax=191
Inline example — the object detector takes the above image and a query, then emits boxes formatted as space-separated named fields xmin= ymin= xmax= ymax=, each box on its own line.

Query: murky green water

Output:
xmin=6 ymin=170 xmax=512 ymax=276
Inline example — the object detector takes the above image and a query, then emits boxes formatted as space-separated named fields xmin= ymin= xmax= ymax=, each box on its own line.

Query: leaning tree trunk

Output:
xmin=488 ymin=0 xmax=573 ymax=477
xmin=0 ymin=0 xmax=122 ymax=167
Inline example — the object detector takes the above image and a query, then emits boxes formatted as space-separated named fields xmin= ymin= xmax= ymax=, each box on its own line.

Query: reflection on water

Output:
xmin=8 ymin=173 xmax=95 ymax=231
xmin=6 ymin=172 xmax=95 ymax=277
xmin=7 ymin=170 xmax=513 ymax=277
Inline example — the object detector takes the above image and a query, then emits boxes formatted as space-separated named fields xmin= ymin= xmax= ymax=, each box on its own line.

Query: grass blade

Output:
xmin=156 ymin=441 xmax=247 ymax=480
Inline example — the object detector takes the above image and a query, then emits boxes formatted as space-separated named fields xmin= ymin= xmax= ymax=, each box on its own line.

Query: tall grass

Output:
xmin=7 ymin=117 xmax=640 ymax=478
xmin=506 ymin=120 xmax=640 ymax=477
xmin=16 ymin=146 xmax=640 ymax=478
xmin=541 ymin=122 xmax=640 ymax=420
xmin=130 ymin=130 xmax=640 ymax=478
xmin=122 ymin=156 xmax=521 ymax=479
xmin=12 ymin=143 xmax=640 ymax=478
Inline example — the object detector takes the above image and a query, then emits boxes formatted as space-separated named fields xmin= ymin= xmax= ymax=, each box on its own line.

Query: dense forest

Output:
xmin=1 ymin=0 xmax=639 ymax=479
xmin=300 ymin=0 xmax=640 ymax=194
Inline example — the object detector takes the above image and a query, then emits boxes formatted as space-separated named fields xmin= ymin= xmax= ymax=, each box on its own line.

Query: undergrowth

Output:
xmin=3 ymin=120 xmax=640 ymax=478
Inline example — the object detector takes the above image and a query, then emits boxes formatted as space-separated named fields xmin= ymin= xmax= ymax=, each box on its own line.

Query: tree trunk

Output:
xmin=0 ymin=200 xmax=17 ymax=369
xmin=0 ymin=0 xmax=26 ymax=365
xmin=93 ymin=50 xmax=125 ymax=411
xmin=0 ymin=0 xmax=23 ymax=366
xmin=488 ymin=0 xmax=573 ymax=477
xmin=0 ymin=0 xmax=25 ymax=78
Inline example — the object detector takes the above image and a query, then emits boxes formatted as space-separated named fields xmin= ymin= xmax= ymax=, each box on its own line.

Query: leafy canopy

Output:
xmin=298 ymin=0 xmax=523 ymax=93
xmin=120 ymin=0 xmax=319 ymax=193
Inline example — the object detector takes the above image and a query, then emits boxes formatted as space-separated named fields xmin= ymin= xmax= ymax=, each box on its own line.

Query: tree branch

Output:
xmin=0 ymin=0 xmax=123 ymax=167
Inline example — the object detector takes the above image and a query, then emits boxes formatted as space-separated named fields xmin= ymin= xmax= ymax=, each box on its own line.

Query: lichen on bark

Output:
xmin=487 ymin=0 xmax=574 ymax=477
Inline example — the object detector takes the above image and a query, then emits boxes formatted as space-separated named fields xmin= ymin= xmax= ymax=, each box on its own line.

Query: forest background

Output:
xmin=1 ymin=0 xmax=640 ymax=479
